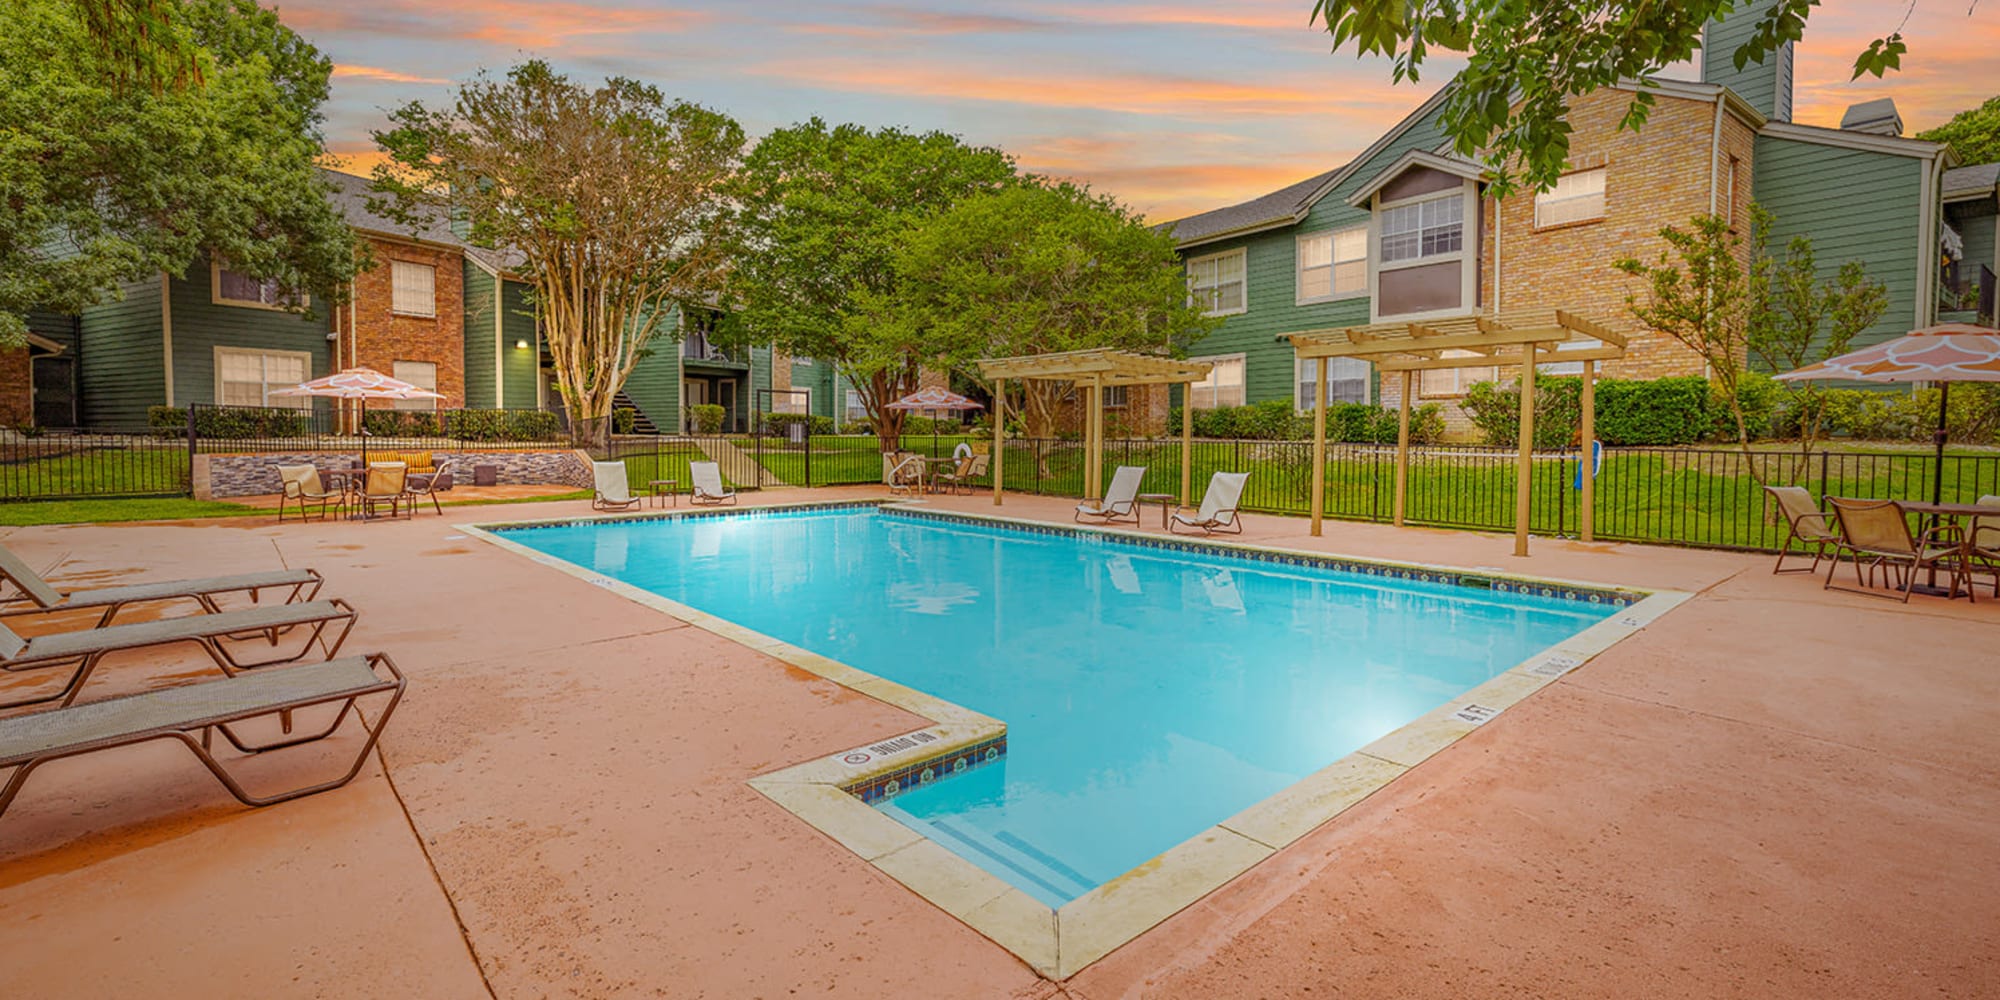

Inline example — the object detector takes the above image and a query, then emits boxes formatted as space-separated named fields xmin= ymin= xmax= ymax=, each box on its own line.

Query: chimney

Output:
xmin=1840 ymin=98 xmax=1904 ymax=137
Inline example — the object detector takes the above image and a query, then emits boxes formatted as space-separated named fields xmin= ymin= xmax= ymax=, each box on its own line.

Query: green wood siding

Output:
xmin=77 ymin=274 xmax=165 ymax=428
xmin=499 ymin=278 xmax=539 ymax=409
xmin=1175 ymin=104 xmax=1448 ymax=407
xmin=791 ymin=357 xmax=837 ymax=417
xmin=746 ymin=345 xmax=771 ymax=426
xmin=622 ymin=306 xmax=681 ymax=428
xmin=1753 ymin=135 xmax=1927 ymax=353
xmin=462 ymin=267 xmax=498 ymax=408
xmin=166 ymin=255 xmax=332 ymax=412
xmin=1704 ymin=13 xmax=1792 ymax=121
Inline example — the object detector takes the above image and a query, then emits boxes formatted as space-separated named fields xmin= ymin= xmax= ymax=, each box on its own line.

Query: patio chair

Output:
xmin=277 ymin=464 xmax=344 ymax=523
xmin=1968 ymin=494 xmax=2000 ymax=598
xmin=0 ymin=598 xmax=358 ymax=711
xmin=1076 ymin=465 xmax=1147 ymax=524
xmin=1823 ymin=497 xmax=1969 ymax=603
xmin=935 ymin=450 xmax=989 ymax=495
xmin=591 ymin=461 xmax=643 ymax=512
xmin=884 ymin=452 xmax=926 ymax=496
xmin=359 ymin=462 xmax=409 ymax=520
xmin=690 ymin=461 xmax=737 ymax=506
xmin=1170 ymin=471 xmax=1249 ymax=535
xmin=1764 ymin=485 xmax=1840 ymax=575
xmin=0 ymin=542 xmax=322 ymax=629
xmin=400 ymin=460 xmax=457 ymax=515
xmin=0 ymin=652 xmax=404 ymax=823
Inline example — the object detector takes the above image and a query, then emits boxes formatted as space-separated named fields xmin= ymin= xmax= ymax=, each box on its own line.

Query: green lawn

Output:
xmin=0 ymin=442 xmax=189 ymax=500
xmin=0 ymin=497 xmax=266 ymax=526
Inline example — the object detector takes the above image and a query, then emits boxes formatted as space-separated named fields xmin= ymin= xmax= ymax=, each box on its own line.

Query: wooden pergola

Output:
xmin=975 ymin=349 xmax=1215 ymax=507
xmin=1288 ymin=309 xmax=1626 ymax=557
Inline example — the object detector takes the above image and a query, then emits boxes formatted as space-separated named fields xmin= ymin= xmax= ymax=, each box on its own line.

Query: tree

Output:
xmin=1918 ymin=95 xmax=2000 ymax=166
xmin=73 ymin=0 xmax=206 ymax=92
xmin=881 ymin=180 xmax=1215 ymax=444
xmin=1310 ymin=1 xmax=1919 ymax=194
xmin=1746 ymin=209 xmax=1888 ymax=459
xmin=0 ymin=0 xmax=359 ymax=348
xmin=725 ymin=120 xmax=1018 ymax=453
xmin=371 ymin=62 xmax=744 ymax=447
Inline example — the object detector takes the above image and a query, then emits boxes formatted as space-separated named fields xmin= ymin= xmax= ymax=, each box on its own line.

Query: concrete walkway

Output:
xmin=696 ymin=437 xmax=788 ymax=488
xmin=0 ymin=489 xmax=1995 ymax=998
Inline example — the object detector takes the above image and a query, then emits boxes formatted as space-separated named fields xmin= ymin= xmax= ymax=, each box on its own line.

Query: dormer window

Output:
xmin=1343 ymin=150 xmax=1484 ymax=323
xmin=1380 ymin=194 xmax=1463 ymax=263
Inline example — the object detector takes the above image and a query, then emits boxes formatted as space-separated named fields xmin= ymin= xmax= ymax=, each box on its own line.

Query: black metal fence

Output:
xmin=179 ymin=403 xmax=572 ymax=456
xmin=0 ymin=430 xmax=192 ymax=500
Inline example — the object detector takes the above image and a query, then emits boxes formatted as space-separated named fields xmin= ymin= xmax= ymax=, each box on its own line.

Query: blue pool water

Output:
xmin=501 ymin=507 xmax=1616 ymax=907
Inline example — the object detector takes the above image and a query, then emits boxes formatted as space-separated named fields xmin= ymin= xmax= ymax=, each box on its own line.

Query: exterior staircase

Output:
xmin=612 ymin=390 xmax=662 ymax=434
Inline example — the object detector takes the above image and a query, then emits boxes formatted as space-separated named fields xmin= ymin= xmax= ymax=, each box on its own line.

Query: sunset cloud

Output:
xmin=331 ymin=64 xmax=448 ymax=85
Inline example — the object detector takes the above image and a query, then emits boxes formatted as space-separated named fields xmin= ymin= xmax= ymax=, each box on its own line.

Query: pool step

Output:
xmin=880 ymin=804 xmax=1097 ymax=907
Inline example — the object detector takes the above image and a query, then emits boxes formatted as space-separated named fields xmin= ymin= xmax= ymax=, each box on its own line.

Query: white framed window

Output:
xmin=1380 ymin=193 xmax=1463 ymax=265
xmin=1297 ymin=226 xmax=1368 ymax=304
xmin=1186 ymin=249 xmax=1247 ymax=316
xmin=1534 ymin=167 xmax=1606 ymax=228
xmin=1187 ymin=354 xmax=1246 ymax=410
xmin=773 ymin=389 xmax=809 ymax=415
xmin=1294 ymin=357 xmax=1371 ymax=410
xmin=844 ymin=389 xmax=869 ymax=422
xmin=211 ymin=263 xmax=301 ymax=310
xmin=390 ymin=360 xmax=438 ymax=410
xmin=391 ymin=261 xmax=437 ymax=317
xmin=1419 ymin=350 xmax=1497 ymax=399
xmin=215 ymin=348 xmax=311 ymax=409
xmin=1101 ymin=385 xmax=1129 ymax=408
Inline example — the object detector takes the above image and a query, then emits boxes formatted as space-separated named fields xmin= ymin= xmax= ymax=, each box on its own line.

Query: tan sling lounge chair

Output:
xmin=1764 ymin=485 xmax=1840 ymax=575
xmin=359 ymin=462 xmax=409 ymax=519
xmin=690 ymin=461 xmax=737 ymax=506
xmin=935 ymin=448 xmax=989 ymax=495
xmin=1968 ymin=494 xmax=2000 ymax=598
xmin=0 ymin=599 xmax=358 ymax=711
xmin=1076 ymin=466 xmax=1147 ymax=524
xmin=401 ymin=459 xmax=458 ymax=515
xmin=1824 ymin=497 xmax=1969 ymax=603
xmin=0 ymin=653 xmax=404 ymax=823
xmin=277 ymin=464 xmax=344 ymax=523
xmin=1170 ymin=471 xmax=1248 ymax=535
xmin=0 ymin=542 xmax=323 ymax=628
xmin=593 ymin=461 xmax=643 ymax=512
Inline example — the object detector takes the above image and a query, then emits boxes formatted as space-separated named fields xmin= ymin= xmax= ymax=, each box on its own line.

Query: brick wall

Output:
xmin=336 ymin=237 xmax=467 ymax=407
xmin=0 ymin=348 xmax=29 ymax=427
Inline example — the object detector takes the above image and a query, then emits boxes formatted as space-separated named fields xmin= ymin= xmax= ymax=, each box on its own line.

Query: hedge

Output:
xmin=1166 ymin=398 xmax=1445 ymax=445
xmin=150 ymin=405 xmax=310 ymax=439
xmin=761 ymin=412 xmax=837 ymax=435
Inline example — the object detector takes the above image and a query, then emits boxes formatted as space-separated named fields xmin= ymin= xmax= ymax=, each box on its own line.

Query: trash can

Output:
xmin=787 ymin=422 xmax=805 ymax=444
xmin=473 ymin=463 xmax=498 ymax=487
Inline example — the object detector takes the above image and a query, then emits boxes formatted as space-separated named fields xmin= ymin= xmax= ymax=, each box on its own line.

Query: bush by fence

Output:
xmin=151 ymin=405 xmax=310 ymax=439
xmin=1167 ymin=399 xmax=1446 ymax=444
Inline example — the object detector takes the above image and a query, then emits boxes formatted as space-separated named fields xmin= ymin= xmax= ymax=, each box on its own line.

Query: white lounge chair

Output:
xmin=690 ymin=461 xmax=737 ymax=506
xmin=1170 ymin=471 xmax=1248 ymax=535
xmin=1076 ymin=465 xmax=1147 ymax=524
xmin=592 ymin=461 xmax=643 ymax=512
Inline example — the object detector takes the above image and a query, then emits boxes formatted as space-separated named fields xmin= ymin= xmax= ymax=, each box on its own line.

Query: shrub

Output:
xmin=763 ymin=412 xmax=836 ymax=436
xmin=690 ymin=404 xmax=726 ymax=433
xmin=1461 ymin=376 xmax=1583 ymax=449
xmin=1594 ymin=376 xmax=1713 ymax=445
xmin=1166 ymin=400 xmax=1439 ymax=444
xmin=154 ymin=404 xmax=311 ymax=439
xmin=612 ymin=407 xmax=636 ymax=435
xmin=361 ymin=410 xmax=442 ymax=437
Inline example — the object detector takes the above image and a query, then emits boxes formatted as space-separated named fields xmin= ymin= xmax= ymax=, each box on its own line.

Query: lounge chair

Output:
xmin=1170 ymin=471 xmax=1249 ymax=535
xmin=0 ymin=542 xmax=323 ymax=629
xmin=1823 ymin=497 xmax=1969 ymax=603
xmin=1968 ymin=494 xmax=2000 ymax=598
xmin=935 ymin=449 xmax=989 ymax=495
xmin=0 ymin=599 xmax=358 ymax=711
xmin=1765 ymin=485 xmax=1840 ymax=575
xmin=277 ymin=464 xmax=344 ymax=523
xmin=1076 ymin=465 xmax=1147 ymax=524
xmin=359 ymin=462 xmax=409 ymax=519
xmin=0 ymin=653 xmax=404 ymax=823
xmin=401 ymin=459 xmax=457 ymax=515
xmin=690 ymin=461 xmax=737 ymax=506
xmin=592 ymin=461 xmax=643 ymax=512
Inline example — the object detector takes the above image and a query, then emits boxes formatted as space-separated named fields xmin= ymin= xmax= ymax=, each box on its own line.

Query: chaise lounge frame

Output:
xmin=0 ymin=543 xmax=324 ymax=629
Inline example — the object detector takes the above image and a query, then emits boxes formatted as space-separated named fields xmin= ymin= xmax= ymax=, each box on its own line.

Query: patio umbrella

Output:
xmin=885 ymin=387 xmax=985 ymax=455
xmin=1774 ymin=322 xmax=2000 ymax=504
xmin=269 ymin=366 xmax=445 ymax=465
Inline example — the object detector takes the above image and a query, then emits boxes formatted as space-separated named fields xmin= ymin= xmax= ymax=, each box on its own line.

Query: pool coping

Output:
xmin=462 ymin=498 xmax=1690 ymax=980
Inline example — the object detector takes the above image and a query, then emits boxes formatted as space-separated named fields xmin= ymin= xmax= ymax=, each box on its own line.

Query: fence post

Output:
xmin=1817 ymin=450 xmax=1829 ymax=501
xmin=184 ymin=403 xmax=197 ymax=497
xmin=1559 ymin=454 xmax=1570 ymax=538
xmin=755 ymin=428 xmax=764 ymax=490
xmin=806 ymin=431 xmax=814 ymax=488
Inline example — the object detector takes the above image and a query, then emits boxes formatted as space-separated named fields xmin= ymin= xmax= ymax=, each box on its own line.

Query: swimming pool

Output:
xmin=495 ymin=504 xmax=1625 ymax=909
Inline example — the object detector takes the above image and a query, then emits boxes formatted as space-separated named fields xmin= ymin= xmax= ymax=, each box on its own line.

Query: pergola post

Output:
xmin=1180 ymin=382 xmax=1193 ymax=506
xmin=1514 ymin=342 xmax=1538 ymax=557
xmin=1310 ymin=361 xmax=1328 ymax=537
xmin=1580 ymin=359 xmax=1596 ymax=542
xmin=1394 ymin=370 xmax=1411 ymax=526
xmin=992 ymin=378 xmax=1005 ymax=506
xmin=1087 ymin=377 xmax=1104 ymax=501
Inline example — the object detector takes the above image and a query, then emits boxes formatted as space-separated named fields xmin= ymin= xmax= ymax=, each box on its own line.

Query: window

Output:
xmin=391 ymin=360 xmax=438 ymax=410
xmin=1187 ymin=355 xmax=1245 ymax=409
xmin=845 ymin=389 xmax=869 ymax=423
xmin=773 ymin=390 xmax=808 ymax=415
xmin=1419 ymin=350 xmax=1496 ymax=399
xmin=215 ymin=348 xmax=310 ymax=409
xmin=1186 ymin=249 xmax=1247 ymax=316
xmin=1380 ymin=193 xmax=1463 ymax=264
xmin=1102 ymin=385 xmax=1129 ymax=408
xmin=1535 ymin=167 xmax=1605 ymax=228
xmin=212 ymin=263 xmax=299 ymax=309
xmin=391 ymin=261 xmax=437 ymax=317
xmin=1298 ymin=226 xmax=1368 ymax=303
xmin=1294 ymin=358 xmax=1371 ymax=410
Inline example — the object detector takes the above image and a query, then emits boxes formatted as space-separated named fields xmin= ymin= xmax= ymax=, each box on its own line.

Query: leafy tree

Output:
xmin=0 ymin=0 xmax=359 ymax=348
xmin=1746 ymin=208 xmax=1888 ymax=459
xmin=724 ymin=120 xmax=1017 ymax=452
xmin=881 ymin=180 xmax=1215 ymax=445
xmin=1310 ymin=0 xmax=1919 ymax=193
xmin=372 ymin=62 xmax=744 ymax=447
xmin=73 ymin=0 xmax=206 ymax=92
xmin=1917 ymin=95 xmax=2000 ymax=165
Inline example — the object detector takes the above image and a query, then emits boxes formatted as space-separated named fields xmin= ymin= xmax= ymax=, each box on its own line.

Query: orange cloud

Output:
xmin=1040 ymin=2 xmax=1313 ymax=32
xmin=287 ymin=1 xmax=708 ymax=47
xmin=332 ymin=64 xmax=448 ymax=85
xmin=1782 ymin=4 xmax=2000 ymax=130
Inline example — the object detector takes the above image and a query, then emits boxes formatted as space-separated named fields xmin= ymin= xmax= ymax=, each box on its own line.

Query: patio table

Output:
xmin=1892 ymin=500 xmax=2000 ymax=597
xmin=918 ymin=456 xmax=960 ymax=494
xmin=1136 ymin=492 xmax=1176 ymax=529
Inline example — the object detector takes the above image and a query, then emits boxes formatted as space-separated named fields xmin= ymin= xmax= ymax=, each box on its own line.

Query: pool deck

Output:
xmin=2 ymin=487 xmax=1996 ymax=998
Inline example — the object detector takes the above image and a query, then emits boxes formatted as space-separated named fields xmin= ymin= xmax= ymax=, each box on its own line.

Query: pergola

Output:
xmin=1288 ymin=309 xmax=1626 ymax=557
xmin=975 ymin=349 xmax=1215 ymax=508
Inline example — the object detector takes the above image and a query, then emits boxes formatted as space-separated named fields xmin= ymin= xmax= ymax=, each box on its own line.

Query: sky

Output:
xmin=291 ymin=0 xmax=2000 ymax=223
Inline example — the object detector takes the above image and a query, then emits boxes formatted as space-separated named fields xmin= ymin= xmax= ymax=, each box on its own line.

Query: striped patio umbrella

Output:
xmin=1775 ymin=322 xmax=2000 ymax=503
xmin=885 ymin=387 xmax=984 ymax=456
xmin=270 ymin=367 xmax=445 ymax=464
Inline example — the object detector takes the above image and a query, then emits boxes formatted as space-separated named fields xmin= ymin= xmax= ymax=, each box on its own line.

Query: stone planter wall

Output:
xmin=196 ymin=449 xmax=594 ymax=499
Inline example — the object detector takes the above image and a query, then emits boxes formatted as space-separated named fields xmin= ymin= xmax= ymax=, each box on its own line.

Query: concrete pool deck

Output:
xmin=1 ymin=488 xmax=1996 ymax=997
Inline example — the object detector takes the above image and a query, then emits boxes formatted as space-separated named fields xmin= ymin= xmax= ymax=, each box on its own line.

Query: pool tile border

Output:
xmin=464 ymin=497 xmax=1689 ymax=980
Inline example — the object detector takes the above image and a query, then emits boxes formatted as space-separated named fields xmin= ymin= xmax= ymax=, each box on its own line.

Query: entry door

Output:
xmin=683 ymin=378 xmax=707 ymax=432
xmin=715 ymin=379 xmax=737 ymax=432
xmin=32 ymin=356 xmax=77 ymax=428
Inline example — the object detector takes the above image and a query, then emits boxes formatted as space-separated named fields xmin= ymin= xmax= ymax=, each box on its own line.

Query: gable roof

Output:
xmin=319 ymin=168 xmax=528 ymax=275
xmin=1157 ymin=168 xmax=1341 ymax=248
xmin=1943 ymin=162 xmax=2000 ymax=202
xmin=1342 ymin=149 xmax=1485 ymax=207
